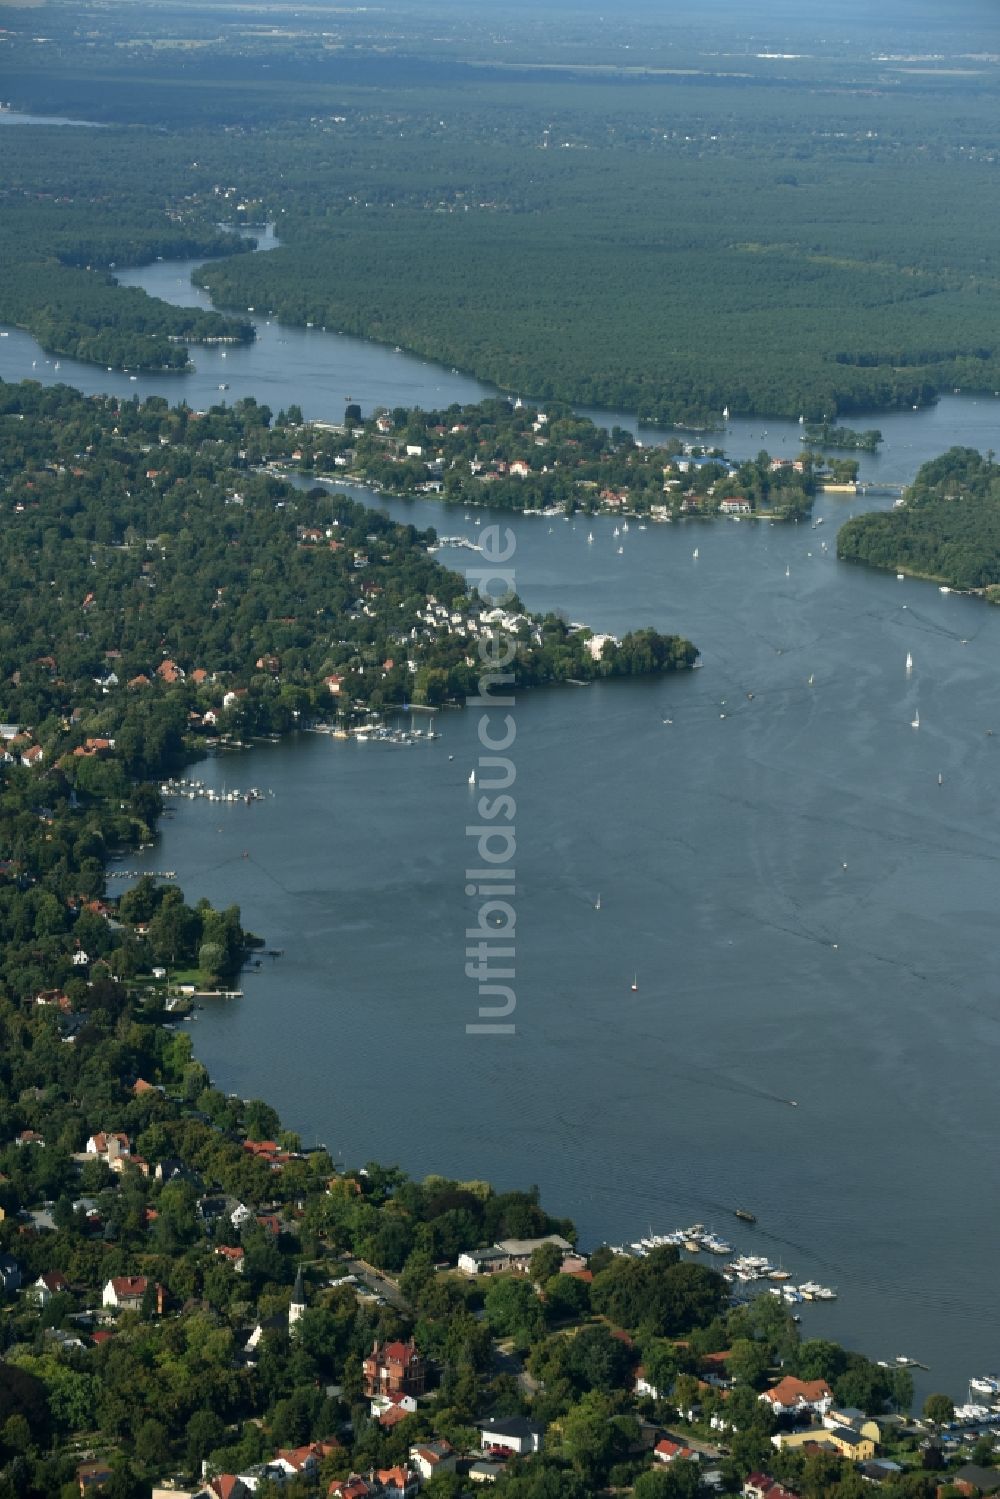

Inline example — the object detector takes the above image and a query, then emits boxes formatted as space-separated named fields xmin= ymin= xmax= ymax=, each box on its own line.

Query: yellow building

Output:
xmin=772 ymin=1426 xmax=876 ymax=1462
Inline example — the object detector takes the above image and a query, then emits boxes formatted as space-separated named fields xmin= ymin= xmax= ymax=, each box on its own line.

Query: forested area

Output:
xmin=0 ymin=381 xmax=695 ymax=739
xmin=5 ymin=3 xmax=1000 ymax=414
xmin=838 ymin=447 xmax=1000 ymax=591
xmin=0 ymin=131 xmax=253 ymax=371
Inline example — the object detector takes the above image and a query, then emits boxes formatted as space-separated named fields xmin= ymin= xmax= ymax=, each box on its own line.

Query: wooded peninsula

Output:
xmin=838 ymin=448 xmax=1000 ymax=594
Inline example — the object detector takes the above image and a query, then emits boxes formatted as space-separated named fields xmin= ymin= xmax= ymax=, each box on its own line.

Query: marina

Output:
xmin=612 ymin=1225 xmax=838 ymax=1311
xmin=160 ymin=776 xmax=271 ymax=804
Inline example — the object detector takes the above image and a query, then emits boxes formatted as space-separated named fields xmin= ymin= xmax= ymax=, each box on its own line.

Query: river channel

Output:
xmin=4 ymin=216 xmax=1000 ymax=1395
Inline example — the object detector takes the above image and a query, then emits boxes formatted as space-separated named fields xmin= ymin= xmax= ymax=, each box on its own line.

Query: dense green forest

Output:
xmin=838 ymin=447 xmax=1000 ymax=591
xmin=4 ymin=1 xmax=1000 ymax=415
xmin=0 ymin=130 xmax=254 ymax=371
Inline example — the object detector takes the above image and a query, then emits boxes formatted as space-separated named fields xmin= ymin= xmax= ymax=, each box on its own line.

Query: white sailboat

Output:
xmin=693 ymin=547 xmax=699 ymax=559
xmin=905 ymin=652 xmax=913 ymax=672
xmin=595 ymin=894 xmax=601 ymax=911
xmin=911 ymin=711 xmax=920 ymax=730
xmin=613 ymin=526 xmax=620 ymax=537
xmin=785 ymin=564 xmax=790 ymax=578
xmin=468 ymin=768 xmax=476 ymax=786
xmin=587 ymin=532 xmax=594 ymax=544
xmin=722 ymin=406 xmax=730 ymax=420
xmin=630 ymin=973 xmax=638 ymax=992
xmin=622 ymin=520 xmax=629 ymax=532
xmin=807 ymin=674 xmax=814 ymax=687
xmin=617 ymin=545 xmax=624 ymax=555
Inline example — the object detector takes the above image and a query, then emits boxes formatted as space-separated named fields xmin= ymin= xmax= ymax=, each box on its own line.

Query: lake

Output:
xmin=4 ymin=235 xmax=1000 ymax=1396
xmin=137 ymin=492 xmax=1000 ymax=1399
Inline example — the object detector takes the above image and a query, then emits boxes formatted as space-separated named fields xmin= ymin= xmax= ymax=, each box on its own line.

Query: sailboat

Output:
xmin=722 ymin=406 xmax=730 ymax=420
xmin=587 ymin=532 xmax=594 ymax=544
xmin=693 ymin=547 xmax=699 ymax=559
xmin=468 ymin=768 xmax=476 ymax=786
xmin=630 ymin=974 xmax=638 ymax=992
xmin=622 ymin=520 xmax=629 ymax=532
xmin=807 ymin=674 xmax=814 ymax=687
xmin=938 ymin=772 xmax=943 ymax=786
xmin=905 ymin=652 xmax=913 ymax=672
xmin=594 ymin=894 xmax=601 ymax=911
xmin=617 ymin=546 xmax=624 ymax=555
xmin=911 ymin=711 xmax=920 ymax=730
xmin=785 ymin=564 xmax=790 ymax=578
xmin=613 ymin=526 xmax=620 ymax=537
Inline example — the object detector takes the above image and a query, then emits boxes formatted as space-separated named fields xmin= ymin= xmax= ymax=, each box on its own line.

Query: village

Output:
xmin=258 ymin=399 xmax=837 ymax=525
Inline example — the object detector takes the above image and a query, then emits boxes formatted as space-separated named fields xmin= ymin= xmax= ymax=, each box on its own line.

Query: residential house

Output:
xmin=940 ymin=1466 xmax=1000 ymax=1496
xmin=743 ymin=1479 xmax=801 ymax=1499
xmin=655 ymin=1438 xmax=699 ymax=1464
xmin=457 ymin=1247 xmax=511 ymax=1276
xmin=856 ymin=1460 xmax=902 ymax=1484
xmin=772 ymin=1426 xmax=875 ymax=1461
xmin=635 ymin=1366 xmax=668 ymax=1401
xmin=102 ymin=1276 xmax=163 ymax=1314
xmin=363 ymin=1339 xmax=428 ymax=1399
xmin=480 ymin=1416 xmax=545 ymax=1457
xmin=328 ymin=1478 xmax=375 ymax=1499
xmin=409 ymin=1440 xmax=456 ymax=1482
xmin=376 ymin=1467 xmax=419 ymax=1498
xmin=759 ymin=1377 xmax=833 ymax=1418
xmin=86 ymin=1131 xmax=131 ymax=1166
xmin=215 ymin=1245 xmax=246 ymax=1273
xmin=15 ymin=1130 xmax=44 ymax=1147
xmin=469 ymin=1462 xmax=504 ymax=1485
xmin=205 ymin=1479 xmax=251 ymax=1499
xmin=29 ymin=1270 xmax=69 ymax=1305
xmin=376 ymin=1405 xmax=411 ymax=1433
xmin=371 ymin=1393 xmax=418 ymax=1418
xmin=0 ymin=1256 xmax=22 ymax=1293
xmin=719 ymin=496 xmax=752 ymax=515
xmin=492 ymin=1235 xmax=573 ymax=1272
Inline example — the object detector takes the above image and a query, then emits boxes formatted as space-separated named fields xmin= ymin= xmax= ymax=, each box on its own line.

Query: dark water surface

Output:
xmin=138 ymin=499 xmax=1000 ymax=1398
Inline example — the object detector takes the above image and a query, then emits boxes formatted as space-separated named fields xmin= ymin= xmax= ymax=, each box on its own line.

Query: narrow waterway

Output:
xmin=1 ymin=221 xmax=998 ymax=478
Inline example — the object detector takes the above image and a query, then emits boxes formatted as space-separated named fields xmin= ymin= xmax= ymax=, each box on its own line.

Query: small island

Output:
xmin=803 ymin=422 xmax=882 ymax=453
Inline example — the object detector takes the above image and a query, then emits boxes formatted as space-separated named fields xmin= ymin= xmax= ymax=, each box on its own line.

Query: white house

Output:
xmin=29 ymin=1271 xmax=69 ymax=1306
xmin=230 ymin=1201 xmax=254 ymax=1231
xmin=480 ymin=1416 xmax=545 ymax=1457
xmin=759 ymin=1376 xmax=833 ymax=1418
xmin=409 ymin=1441 xmax=456 ymax=1482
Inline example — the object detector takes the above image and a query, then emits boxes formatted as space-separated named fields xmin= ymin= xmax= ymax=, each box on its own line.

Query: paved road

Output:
xmin=344 ymin=1257 xmax=407 ymax=1310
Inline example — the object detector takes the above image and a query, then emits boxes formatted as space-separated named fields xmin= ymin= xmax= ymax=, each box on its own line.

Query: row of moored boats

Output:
xmin=612 ymin=1225 xmax=837 ymax=1304
xmin=160 ymin=777 xmax=270 ymax=804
